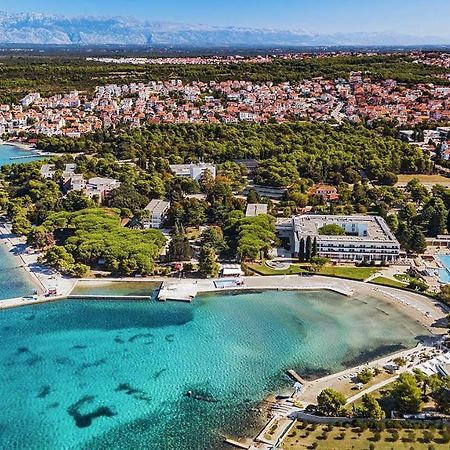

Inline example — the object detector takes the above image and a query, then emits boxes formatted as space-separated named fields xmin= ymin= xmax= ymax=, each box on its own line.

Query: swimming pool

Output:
xmin=438 ymin=255 xmax=450 ymax=283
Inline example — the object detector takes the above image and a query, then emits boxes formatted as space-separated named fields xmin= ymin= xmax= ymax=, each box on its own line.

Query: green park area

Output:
xmin=282 ymin=423 xmax=450 ymax=449
xmin=315 ymin=266 xmax=378 ymax=281
xmin=370 ymin=276 xmax=408 ymax=289
xmin=247 ymin=263 xmax=378 ymax=281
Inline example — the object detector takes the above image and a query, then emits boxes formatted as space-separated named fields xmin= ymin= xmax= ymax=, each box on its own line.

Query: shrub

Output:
xmin=422 ymin=430 xmax=434 ymax=443
xmin=390 ymin=430 xmax=400 ymax=442
xmin=336 ymin=431 xmax=345 ymax=440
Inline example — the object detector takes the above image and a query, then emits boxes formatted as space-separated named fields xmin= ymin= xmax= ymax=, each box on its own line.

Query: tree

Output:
xmin=43 ymin=245 xmax=75 ymax=272
xmin=358 ymin=394 xmax=385 ymax=420
xmin=299 ymin=238 xmax=306 ymax=262
xmin=27 ymin=226 xmax=55 ymax=250
xmin=379 ymin=171 xmax=398 ymax=186
xmin=246 ymin=188 xmax=261 ymax=204
xmin=438 ymin=285 xmax=450 ymax=305
xmin=433 ymin=386 xmax=450 ymax=414
xmin=409 ymin=226 xmax=427 ymax=254
xmin=305 ymin=235 xmax=313 ymax=261
xmin=199 ymin=169 xmax=215 ymax=194
xmin=386 ymin=214 xmax=399 ymax=233
xmin=201 ymin=226 xmax=228 ymax=254
xmin=62 ymin=190 xmax=96 ymax=212
xmin=357 ymin=368 xmax=374 ymax=384
xmin=310 ymin=256 xmax=328 ymax=273
xmin=312 ymin=237 xmax=318 ymax=257
xmin=423 ymin=198 xmax=448 ymax=237
xmin=317 ymin=388 xmax=346 ymax=417
xmin=392 ymin=373 xmax=423 ymax=413
xmin=198 ymin=244 xmax=220 ymax=278
xmin=318 ymin=224 xmax=345 ymax=236
xmin=106 ymin=183 xmax=149 ymax=213
xmin=168 ymin=224 xmax=192 ymax=262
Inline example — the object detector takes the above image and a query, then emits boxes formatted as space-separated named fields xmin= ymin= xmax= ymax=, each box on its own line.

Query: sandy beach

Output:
xmin=0 ymin=221 xmax=76 ymax=306
xmin=0 ymin=140 xmax=36 ymax=151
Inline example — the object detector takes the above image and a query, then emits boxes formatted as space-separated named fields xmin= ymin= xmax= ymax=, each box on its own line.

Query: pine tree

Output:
xmin=299 ymin=238 xmax=306 ymax=262
xmin=199 ymin=245 xmax=220 ymax=278
xmin=305 ymin=236 xmax=313 ymax=262
xmin=312 ymin=237 xmax=318 ymax=258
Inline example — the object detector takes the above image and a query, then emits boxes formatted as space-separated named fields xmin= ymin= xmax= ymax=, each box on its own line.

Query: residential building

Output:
xmin=291 ymin=215 xmax=400 ymax=262
xmin=143 ymin=199 xmax=171 ymax=229
xmin=85 ymin=177 xmax=120 ymax=200
xmin=308 ymin=184 xmax=339 ymax=201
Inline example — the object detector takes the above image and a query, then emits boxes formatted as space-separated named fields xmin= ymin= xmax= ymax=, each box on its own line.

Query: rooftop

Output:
xmin=145 ymin=199 xmax=171 ymax=214
xmin=293 ymin=215 xmax=398 ymax=243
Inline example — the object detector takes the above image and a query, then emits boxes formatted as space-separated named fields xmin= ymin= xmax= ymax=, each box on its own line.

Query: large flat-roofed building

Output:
xmin=169 ymin=163 xmax=216 ymax=181
xmin=292 ymin=215 xmax=400 ymax=262
xmin=143 ymin=199 xmax=171 ymax=229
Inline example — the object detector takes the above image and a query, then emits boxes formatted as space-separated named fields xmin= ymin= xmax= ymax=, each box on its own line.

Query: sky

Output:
xmin=3 ymin=0 xmax=450 ymax=37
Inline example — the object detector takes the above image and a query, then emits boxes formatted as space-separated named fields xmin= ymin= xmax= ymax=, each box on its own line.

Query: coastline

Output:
xmin=0 ymin=221 xmax=76 ymax=304
xmin=0 ymin=139 xmax=36 ymax=151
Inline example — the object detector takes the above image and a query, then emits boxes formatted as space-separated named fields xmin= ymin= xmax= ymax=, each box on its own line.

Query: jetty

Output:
xmin=286 ymin=369 xmax=307 ymax=385
xmin=157 ymin=281 xmax=198 ymax=302
xmin=68 ymin=294 xmax=151 ymax=300
xmin=223 ymin=439 xmax=250 ymax=449
xmin=10 ymin=155 xmax=38 ymax=160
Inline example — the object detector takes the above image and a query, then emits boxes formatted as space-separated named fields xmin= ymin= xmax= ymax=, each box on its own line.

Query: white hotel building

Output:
xmin=291 ymin=215 xmax=401 ymax=263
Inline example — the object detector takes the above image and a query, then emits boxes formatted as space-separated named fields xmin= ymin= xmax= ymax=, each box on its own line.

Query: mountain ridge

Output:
xmin=0 ymin=11 xmax=448 ymax=47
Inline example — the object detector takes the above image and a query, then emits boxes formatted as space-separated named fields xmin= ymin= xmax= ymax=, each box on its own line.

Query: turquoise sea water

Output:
xmin=0 ymin=143 xmax=42 ymax=167
xmin=0 ymin=289 xmax=428 ymax=450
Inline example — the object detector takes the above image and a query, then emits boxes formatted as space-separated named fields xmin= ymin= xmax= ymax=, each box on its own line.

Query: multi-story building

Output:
xmin=291 ymin=215 xmax=400 ymax=262
xmin=143 ymin=199 xmax=171 ymax=229
xmin=169 ymin=163 xmax=216 ymax=181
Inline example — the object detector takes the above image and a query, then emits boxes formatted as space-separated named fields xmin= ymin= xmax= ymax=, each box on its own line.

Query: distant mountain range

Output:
xmin=0 ymin=11 xmax=448 ymax=47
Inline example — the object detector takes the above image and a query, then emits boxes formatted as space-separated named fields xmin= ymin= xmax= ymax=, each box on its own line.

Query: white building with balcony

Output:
xmin=169 ymin=163 xmax=216 ymax=181
xmin=291 ymin=215 xmax=400 ymax=262
xmin=143 ymin=199 xmax=171 ymax=229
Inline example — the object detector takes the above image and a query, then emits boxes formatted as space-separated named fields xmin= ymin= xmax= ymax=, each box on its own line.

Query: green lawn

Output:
xmin=316 ymin=266 xmax=379 ymax=281
xmin=247 ymin=263 xmax=309 ymax=276
xmin=282 ymin=423 xmax=450 ymax=449
xmin=370 ymin=276 xmax=408 ymax=289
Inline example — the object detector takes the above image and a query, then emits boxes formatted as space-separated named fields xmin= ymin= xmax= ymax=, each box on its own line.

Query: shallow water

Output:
xmin=0 ymin=289 xmax=428 ymax=450
xmin=0 ymin=143 xmax=42 ymax=167
xmin=0 ymin=242 xmax=37 ymax=299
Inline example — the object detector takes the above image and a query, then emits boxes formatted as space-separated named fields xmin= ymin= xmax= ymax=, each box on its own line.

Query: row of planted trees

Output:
xmin=298 ymin=236 xmax=318 ymax=262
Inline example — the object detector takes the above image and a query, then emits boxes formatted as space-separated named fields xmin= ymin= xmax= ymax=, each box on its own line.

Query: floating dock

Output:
xmin=157 ymin=282 xmax=198 ymax=302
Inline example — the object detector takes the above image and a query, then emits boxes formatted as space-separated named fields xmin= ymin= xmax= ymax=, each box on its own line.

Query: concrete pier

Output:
xmin=157 ymin=282 xmax=198 ymax=302
xmin=287 ymin=369 xmax=307 ymax=385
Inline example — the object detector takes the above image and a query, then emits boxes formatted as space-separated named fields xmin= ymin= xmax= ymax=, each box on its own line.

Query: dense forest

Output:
xmin=0 ymin=54 xmax=448 ymax=103
xmin=37 ymin=122 xmax=432 ymax=186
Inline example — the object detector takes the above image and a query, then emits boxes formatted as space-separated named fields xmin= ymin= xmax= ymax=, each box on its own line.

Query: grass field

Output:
xmin=246 ymin=263 xmax=309 ymax=276
xmin=396 ymin=174 xmax=450 ymax=185
xmin=316 ymin=266 xmax=379 ymax=281
xmin=370 ymin=276 xmax=408 ymax=289
xmin=282 ymin=423 xmax=450 ymax=449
